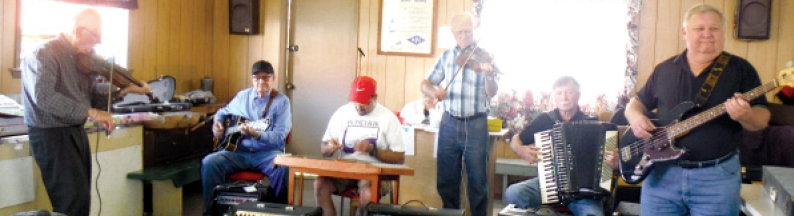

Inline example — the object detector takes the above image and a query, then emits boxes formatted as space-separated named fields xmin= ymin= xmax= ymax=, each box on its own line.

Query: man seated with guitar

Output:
xmin=504 ymin=76 xmax=618 ymax=216
xmin=201 ymin=60 xmax=292 ymax=215
xmin=314 ymin=76 xmax=405 ymax=216
xmin=624 ymin=4 xmax=770 ymax=216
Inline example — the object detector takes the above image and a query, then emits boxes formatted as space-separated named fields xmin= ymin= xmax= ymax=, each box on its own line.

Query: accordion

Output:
xmin=535 ymin=121 xmax=618 ymax=204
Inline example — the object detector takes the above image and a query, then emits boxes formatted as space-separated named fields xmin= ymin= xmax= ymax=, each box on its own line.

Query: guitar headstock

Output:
xmin=779 ymin=67 xmax=794 ymax=87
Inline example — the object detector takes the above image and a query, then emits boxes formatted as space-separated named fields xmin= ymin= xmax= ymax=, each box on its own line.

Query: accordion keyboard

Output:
xmin=536 ymin=130 xmax=561 ymax=204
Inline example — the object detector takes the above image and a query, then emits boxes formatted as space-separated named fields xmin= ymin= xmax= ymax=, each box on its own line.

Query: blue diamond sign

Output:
xmin=407 ymin=35 xmax=425 ymax=45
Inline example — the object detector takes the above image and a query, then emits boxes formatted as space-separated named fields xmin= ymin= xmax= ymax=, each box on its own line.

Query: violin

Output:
xmin=455 ymin=46 xmax=493 ymax=72
xmin=76 ymin=54 xmax=160 ymax=103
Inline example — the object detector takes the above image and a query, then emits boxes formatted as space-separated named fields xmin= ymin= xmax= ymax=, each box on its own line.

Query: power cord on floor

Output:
xmin=94 ymin=132 xmax=103 ymax=216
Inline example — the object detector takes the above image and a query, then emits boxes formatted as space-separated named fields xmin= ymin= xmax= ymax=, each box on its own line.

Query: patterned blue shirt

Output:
xmin=214 ymin=88 xmax=292 ymax=153
xmin=426 ymin=46 xmax=495 ymax=117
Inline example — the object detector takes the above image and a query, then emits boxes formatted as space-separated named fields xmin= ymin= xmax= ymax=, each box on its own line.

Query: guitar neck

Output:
xmin=225 ymin=120 xmax=268 ymax=135
xmin=667 ymin=80 xmax=778 ymax=137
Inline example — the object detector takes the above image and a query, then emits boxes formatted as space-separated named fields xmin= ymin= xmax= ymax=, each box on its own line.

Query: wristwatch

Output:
xmin=370 ymin=145 xmax=378 ymax=157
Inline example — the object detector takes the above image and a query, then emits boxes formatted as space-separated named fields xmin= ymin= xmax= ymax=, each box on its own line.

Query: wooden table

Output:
xmin=274 ymin=155 xmax=414 ymax=206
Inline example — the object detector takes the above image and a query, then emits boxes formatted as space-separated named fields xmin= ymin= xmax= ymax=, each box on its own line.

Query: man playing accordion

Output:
xmin=504 ymin=76 xmax=619 ymax=216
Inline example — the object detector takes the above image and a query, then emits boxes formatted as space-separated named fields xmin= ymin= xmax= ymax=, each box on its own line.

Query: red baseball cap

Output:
xmin=349 ymin=76 xmax=377 ymax=104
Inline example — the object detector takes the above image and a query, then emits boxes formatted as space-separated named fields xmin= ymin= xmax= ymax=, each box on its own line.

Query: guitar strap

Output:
xmin=262 ymin=89 xmax=279 ymax=118
xmin=694 ymin=52 xmax=731 ymax=107
xmin=547 ymin=111 xmax=561 ymax=124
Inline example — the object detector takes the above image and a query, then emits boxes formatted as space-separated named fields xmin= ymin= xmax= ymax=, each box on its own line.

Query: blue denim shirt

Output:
xmin=214 ymin=88 xmax=292 ymax=152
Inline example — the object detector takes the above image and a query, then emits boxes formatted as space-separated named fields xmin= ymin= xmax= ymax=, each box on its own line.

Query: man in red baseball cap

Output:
xmin=315 ymin=76 xmax=406 ymax=216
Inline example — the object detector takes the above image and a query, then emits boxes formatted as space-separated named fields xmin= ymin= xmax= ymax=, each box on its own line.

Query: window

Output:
xmin=467 ymin=0 xmax=630 ymax=133
xmin=20 ymin=0 xmax=129 ymax=67
xmin=478 ymin=0 xmax=628 ymax=110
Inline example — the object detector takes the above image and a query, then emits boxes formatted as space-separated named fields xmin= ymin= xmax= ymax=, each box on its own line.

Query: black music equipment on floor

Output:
xmin=212 ymin=182 xmax=270 ymax=216
xmin=535 ymin=121 xmax=618 ymax=205
xmin=229 ymin=201 xmax=322 ymax=216
xmin=366 ymin=200 xmax=464 ymax=216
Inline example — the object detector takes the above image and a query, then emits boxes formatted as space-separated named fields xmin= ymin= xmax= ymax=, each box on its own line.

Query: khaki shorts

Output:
xmin=330 ymin=178 xmax=392 ymax=196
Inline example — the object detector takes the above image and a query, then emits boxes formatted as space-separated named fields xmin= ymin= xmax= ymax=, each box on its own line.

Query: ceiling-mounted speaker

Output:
xmin=734 ymin=0 xmax=772 ymax=40
xmin=230 ymin=0 xmax=260 ymax=35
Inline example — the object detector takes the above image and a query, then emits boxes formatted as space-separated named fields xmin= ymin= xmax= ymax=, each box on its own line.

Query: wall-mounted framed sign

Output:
xmin=377 ymin=0 xmax=438 ymax=57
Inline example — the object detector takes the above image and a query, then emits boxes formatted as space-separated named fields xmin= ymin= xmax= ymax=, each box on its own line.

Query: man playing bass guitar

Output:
xmin=201 ymin=60 xmax=292 ymax=215
xmin=624 ymin=4 xmax=769 ymax=216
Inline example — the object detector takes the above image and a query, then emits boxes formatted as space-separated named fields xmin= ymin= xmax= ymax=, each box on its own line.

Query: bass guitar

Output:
xmin=217 ymin=115 xmax=272 ymax=152
xmin=619 ymin=68 xmax=794 ymax=184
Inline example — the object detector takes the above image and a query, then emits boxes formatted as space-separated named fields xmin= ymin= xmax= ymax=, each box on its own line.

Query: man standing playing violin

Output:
xmin=625 ymin=4 xmax=769 ymax=216
xmin=202 ymin=60 xmax=291 ymax=215
xmin=421 ymin=12 xmax=498 ymax=216
xmin=21 ymin=8 xmax=151 ymax=216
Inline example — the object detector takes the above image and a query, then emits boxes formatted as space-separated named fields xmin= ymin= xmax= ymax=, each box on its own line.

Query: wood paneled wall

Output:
xmin=0 ymin=0 xmax=286 ymax=103
xmin=357 ymin=0 xmax=475 ymax=112
xmin=637 ymin=0 xmax=794 ymax=102
xmin=128 ymin=0 xmax=285 ymax=102
xmin=2 ymin=0 xmax=792 ymax=107
xmin=0 ymin=0 xmax=18 ymax=94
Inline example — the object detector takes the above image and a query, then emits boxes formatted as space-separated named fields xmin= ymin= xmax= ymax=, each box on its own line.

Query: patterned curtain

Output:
xmin=620 ymin=0 xmax=642 ymax=109
xmin=53 ymin=0 xmax=138 ymax=9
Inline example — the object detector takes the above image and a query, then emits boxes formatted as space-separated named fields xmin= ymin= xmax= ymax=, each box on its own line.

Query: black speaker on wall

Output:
xmin=230 ymin=0 xmax=260 ymax=35
xmin=734 ymin=0 xmax=772 ymax=40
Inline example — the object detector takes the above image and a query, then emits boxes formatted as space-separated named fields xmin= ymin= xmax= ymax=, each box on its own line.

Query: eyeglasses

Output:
xmin=80 ymin=27 xmax=101 ymax=42
xmin=452 ymin=29 xmax=473 ymax=37
xmin=252 ymin=75 xmax=273 ymax=81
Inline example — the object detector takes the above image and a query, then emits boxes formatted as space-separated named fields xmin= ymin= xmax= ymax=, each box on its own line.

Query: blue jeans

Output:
xmin=504 ymin=178 xmax=605 ymax=216
xmin=436 ymin=112 xmax=490 ymax=216
xmin=641 ymin=154 xmax=741 ymax=216
xmin=201 ymin=150 xmax=288 ymax=213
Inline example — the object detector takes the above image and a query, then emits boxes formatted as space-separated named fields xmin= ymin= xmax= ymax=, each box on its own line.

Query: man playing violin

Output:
xmin=202 ymin=60 xmax=292 ymax=215
xmin=625 ymin=4 xmax=769 ymax=216
xmin=420 ymin=12 xmax=498 ymax=216
xmin=21 ymin=8 xmax=151 ymax=216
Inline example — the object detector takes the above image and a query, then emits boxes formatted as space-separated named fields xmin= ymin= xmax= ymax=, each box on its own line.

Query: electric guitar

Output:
xmin=619 ymin=68 xmax=794 ymax=184
xmin=216 ymin=115 xmax=273 ymax=152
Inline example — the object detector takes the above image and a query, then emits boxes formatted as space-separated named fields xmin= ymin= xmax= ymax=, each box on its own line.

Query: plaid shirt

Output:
xmin=426 ymin=45 xmax=496 ymax=117
xmin=22 ymin=34 xmax=114 ymax=128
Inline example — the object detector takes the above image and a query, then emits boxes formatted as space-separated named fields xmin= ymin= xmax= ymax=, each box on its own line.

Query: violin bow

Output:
xmin=443 ymin=35 xmax=485 ymax=93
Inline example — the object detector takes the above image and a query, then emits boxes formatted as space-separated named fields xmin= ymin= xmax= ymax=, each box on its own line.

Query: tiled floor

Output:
xmin=181 ymin=179 xmax=509 ymax=216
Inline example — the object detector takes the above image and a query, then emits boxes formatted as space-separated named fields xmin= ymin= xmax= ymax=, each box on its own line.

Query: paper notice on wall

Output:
xmin=0 ymin=156 xmax=35 ymax=208
xmin=401 ymin=126 xmax=415 ymax=156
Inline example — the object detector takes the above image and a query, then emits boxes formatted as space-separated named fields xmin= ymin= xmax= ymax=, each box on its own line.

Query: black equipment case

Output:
xmin=366 ymin=200 xmax=464 ymax=216
xmin=112 ymin=75 xmax=192 ymax=113
xmin=230 ymin=201 xmax=322 ymax=216
xmin=212 ymin=181 xmax=270 ymax=216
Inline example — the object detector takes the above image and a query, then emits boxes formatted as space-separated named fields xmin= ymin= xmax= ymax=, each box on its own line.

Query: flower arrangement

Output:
xmin=489 ymin=89 xmax=550 ymax=137
xmin=490 ymin=89 xmax=626 ymax=138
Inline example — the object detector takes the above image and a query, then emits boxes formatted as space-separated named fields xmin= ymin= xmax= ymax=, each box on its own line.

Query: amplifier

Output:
xmin=230 ymin=201 xmax=322 ymax=216
xmin=763 ymin=166 xmax=794 ymax=216
xmin=366 ymin=201 xmax=464 ymax=216
xmin=212 ymin=182 xmax=269 ymax=216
